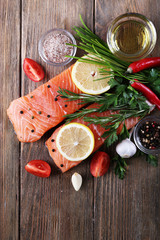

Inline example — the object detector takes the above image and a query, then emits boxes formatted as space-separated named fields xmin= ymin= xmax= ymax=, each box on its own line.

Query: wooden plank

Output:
xmin=20 ymin=1 xmax=94 ymax=239
xmin=0 ymin=0 xmax=20 ymax=239
xmin=95 ymin=0 xmax=160 ymax=239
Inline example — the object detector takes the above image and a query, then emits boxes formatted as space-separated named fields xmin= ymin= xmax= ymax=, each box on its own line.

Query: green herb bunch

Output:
xmin=58 ymin=76 xmax=150 ymax=148
xmin=59 ymin=16 xmax=159 ymax=179
xmin=67 ymin=15 xmax=160 ymax=95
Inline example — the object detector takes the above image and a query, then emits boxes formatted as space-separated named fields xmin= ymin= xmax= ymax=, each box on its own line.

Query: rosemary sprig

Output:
xmin=58 ymin=81 xmax=150 ymax=147
xmin=83 ymin=108 xmax=149 ymax=147
xmin=58 ymin=87 xmax=108 ymax=104
xmin=58 ymin=76 xmax=150 ymax=111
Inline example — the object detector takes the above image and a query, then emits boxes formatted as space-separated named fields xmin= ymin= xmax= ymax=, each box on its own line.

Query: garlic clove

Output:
xmin=116 ymin=138 xmax=137 ymax=158
xmin=71 ymin=172 xmax=82 ymax=191
xmin=145 ymin=100 xmax=155 ymax=112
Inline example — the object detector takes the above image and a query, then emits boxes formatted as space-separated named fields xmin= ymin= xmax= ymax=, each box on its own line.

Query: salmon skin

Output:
xmin=7 ymin=65 xmax=84 ymax=142
xmin=45 ymin=103 xmax=139 ymax=173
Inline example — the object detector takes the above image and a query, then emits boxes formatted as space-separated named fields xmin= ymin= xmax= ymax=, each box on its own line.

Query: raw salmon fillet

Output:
xmin=46 ymin=103 xmax=139 ymax=172
xmin=7 ymin=65 xmax=84 ymax=142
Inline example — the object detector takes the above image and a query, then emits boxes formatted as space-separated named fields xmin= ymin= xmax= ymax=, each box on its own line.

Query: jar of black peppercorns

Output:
xmin=133 ymin=116 xmax=160 ymax=155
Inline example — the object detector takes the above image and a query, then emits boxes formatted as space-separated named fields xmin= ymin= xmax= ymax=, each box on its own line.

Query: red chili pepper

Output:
xmin=127 ymin=57 xmax=160 ymax=73
xmin=131 ymin=80 xmax=160 ymax=110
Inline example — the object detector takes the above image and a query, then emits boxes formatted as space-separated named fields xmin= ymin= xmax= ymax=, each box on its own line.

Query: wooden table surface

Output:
xmin=0 ymin=0 xmax=160 ymax=239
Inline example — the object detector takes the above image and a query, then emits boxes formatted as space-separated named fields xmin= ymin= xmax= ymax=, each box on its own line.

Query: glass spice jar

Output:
xmin=38 ymin=29 xmax=77 ymax=66
xmin=133 ymin=116 xmax=160 ymax=155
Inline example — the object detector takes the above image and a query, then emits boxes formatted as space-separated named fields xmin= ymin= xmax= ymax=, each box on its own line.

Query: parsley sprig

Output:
xmin=113 ymin=155 xmax=127 ymax=180
xmin=113 ymin=150 xmax=158 ymax=180
xmin=146 ymin=68 xmax=160 ymax=96
xmin=146 ymin=154 xmax=158 ymax=167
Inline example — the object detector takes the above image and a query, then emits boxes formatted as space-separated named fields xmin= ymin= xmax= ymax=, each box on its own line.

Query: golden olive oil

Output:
xmin=107 ymin=13 xmax=157 ymax=62
xmin=113 ymin=20 xmax=150 ymax=55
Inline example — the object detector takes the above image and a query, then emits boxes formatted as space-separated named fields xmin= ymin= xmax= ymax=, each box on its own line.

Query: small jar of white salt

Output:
xmin=38 ymin=29 xmax=77 ymax=66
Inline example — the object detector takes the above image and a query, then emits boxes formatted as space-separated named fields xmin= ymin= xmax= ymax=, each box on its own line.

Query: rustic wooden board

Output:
xmin=95 ymin=0 xmax=160 ymax=239
xmin=20 ymin=1 xmax=94 ymax=240
xmin=0 ymin=1 xmax=20 ymax=240
xmin=1 ymin=0 xmax=160 ymax=239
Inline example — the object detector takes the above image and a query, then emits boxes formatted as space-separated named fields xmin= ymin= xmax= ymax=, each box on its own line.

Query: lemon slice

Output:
xmin=71 ymin=55 xmax=111 ymax=94
xmin=56 ymin=123 xmax=95 ymax=161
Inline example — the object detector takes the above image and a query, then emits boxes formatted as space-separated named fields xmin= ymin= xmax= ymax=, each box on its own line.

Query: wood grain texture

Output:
xmin=0 ymin=0 xmax=20 ymax=240
xmin=20 ymin=1 xmax=94 ymax=240
xmin=95 ymin=1 xmax=160 ymax=239
xmin=1 ymin=0 xmax=160 ymax=240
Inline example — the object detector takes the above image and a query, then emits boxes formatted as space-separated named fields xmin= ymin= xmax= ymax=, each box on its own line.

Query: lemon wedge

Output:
xmin=56 ymin=123 xmax=95 ymax=161
xmin=71 ymin=55 xmax=111 ymax=94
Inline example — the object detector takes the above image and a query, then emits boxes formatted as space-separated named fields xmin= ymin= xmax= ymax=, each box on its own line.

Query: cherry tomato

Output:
xmin=25 ymin=160 xmax=51 ymax=178
xmin=90 ymin=151 xmax=110 ymax=177
xmin=23 ymin=58 xmax=45 ymax=82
